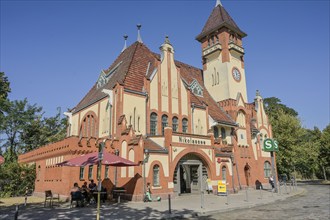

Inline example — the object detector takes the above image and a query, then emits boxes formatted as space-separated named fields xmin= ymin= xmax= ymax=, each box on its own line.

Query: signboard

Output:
xmin=263 ymin=139 xmax=279 ymax=152
xmin=217 ymin=180 xmax=227 ymax=196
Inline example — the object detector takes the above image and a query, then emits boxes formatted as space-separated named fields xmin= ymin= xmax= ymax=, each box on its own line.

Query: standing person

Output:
xmin=269 ymin=176 xmax=275 ymax=189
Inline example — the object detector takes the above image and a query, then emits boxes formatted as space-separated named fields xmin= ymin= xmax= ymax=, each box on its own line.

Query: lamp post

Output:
xmin=114 ymin=149 xmax=119 ymax=187
xmin=96 ymin=141 xmax=105 ymax=220
xmin=230 ymin=154 xmax=236 ymax=193
xmin=143 ymin=149 xmax=150 ymax=196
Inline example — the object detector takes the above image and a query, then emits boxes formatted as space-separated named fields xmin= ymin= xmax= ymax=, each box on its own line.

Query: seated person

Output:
xmin=70 ymin=183 xmax=84 ymax=207
xmin=88 ymin=180 xmax=97 ymax=203
xmin=81 ymin=181 xmax=90 ymax=202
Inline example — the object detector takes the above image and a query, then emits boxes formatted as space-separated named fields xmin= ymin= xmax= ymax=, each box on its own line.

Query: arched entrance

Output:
xmin=173 ymin=153 xmax=209 ymax=195
xmin=244 ymin=163 xmax=251 ymax=187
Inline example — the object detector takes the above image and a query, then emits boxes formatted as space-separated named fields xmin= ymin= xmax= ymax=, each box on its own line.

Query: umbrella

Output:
xmin=57 ymin=151 xmax=138 ymax=167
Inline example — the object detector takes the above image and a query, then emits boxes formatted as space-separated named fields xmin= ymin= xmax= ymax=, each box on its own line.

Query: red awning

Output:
xmin=57 ymin=151 xmax=138 ymax=167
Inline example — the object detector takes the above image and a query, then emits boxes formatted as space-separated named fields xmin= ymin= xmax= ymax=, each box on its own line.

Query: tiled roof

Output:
xmin=73 ymin=42 xmax=153 ymax=113
xmin=72 ymin=41 xmax=235 ymax=126
xmin=144 ymin=139 xmax=168 ymax=153
xmin=196 ymin=4 xmax=246 ymax=41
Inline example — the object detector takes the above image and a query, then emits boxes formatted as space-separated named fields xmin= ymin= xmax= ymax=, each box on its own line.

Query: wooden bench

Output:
xmin=44 ymin=190 xmax=60 ymax=207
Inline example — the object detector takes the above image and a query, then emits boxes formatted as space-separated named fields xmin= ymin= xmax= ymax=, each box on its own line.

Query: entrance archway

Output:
xmin=173 ymin=153 xmax=209 ymax=195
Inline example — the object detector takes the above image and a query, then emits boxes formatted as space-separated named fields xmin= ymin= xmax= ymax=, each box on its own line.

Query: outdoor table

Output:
xmin=112 ymin=189 xmax=126 ymax=203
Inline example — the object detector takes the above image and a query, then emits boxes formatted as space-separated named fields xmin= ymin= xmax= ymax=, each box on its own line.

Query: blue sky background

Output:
xmin=1 ymin=0 xmax=329 ymax=130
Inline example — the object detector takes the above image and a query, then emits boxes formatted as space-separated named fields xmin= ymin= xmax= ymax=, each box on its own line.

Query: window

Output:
xmin=37 ymin=165 xmax=41 ymax=181
xmin=172 ymin=117 xmax=178 ymax=132
xmin=222 ymin=166 xmax=227 ymax=181
xmin=88 ymin=165 xmax=93 ymax=180
xmin=80 ymin=113 xmax=98 ymax=138
xmin=182 ymin=118 xmax=188 ymax=133
xmin=221 ymin=127 xmax=226 ymax=139
xmin=105 ymin=165 xmax=109 ymax=179
xmin=79 ymin=167 xmax=85 ymax=180
xmin=264 ymin=161 xmax=271 ymax=178
xmin=214 ymin=126 xmax=219 ymax=138
xmin=161 ymin=115 xmax=168 ymax=135
xmin=150 ymin=113 xmax=157 ymax=135
xmin=153 ymin=165 xmax=160 ymax=186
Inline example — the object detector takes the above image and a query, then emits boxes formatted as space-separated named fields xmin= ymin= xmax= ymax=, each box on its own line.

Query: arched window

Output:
xmin=214 ymin=126 xmax=219 ymax=138
xmin=161 ymin=115 xmax=168 ymax=135
xmin=172 ymin=117 xmax=178 ymax=132
xmin=222 ymin=166 xmax=227 ymax=181
xmin=153 ymin=165 xmax=160 ymax=186
xmin=37 ymin=165 xmax=41 ymax=181
xmin=221 ymin=127 xmax=226 ymax=139
xmin=80 ymin=113 xmax=98 ymax=138
xmin=150 ymin=113 xmax=157 ymax=135
xmin=237 ymin=111 xmax=246 ymax=127
xmin=212 ymin=74 xmax=214 ymax=86
xmin=264 ymin=161 xmax=271 ymax=178
xmin=182 ymin=118 xmax=188 ymax=133
xmin=217 ymin=72 xmax=219 ymax=85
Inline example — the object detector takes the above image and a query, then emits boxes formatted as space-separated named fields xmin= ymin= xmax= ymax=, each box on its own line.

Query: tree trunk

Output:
xmin=322 ymin=166 xmax=327 ymax=181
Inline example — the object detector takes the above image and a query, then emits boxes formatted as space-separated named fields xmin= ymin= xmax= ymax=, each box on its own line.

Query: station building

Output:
xmin=18 ymin=1 xmax=275 ymax=201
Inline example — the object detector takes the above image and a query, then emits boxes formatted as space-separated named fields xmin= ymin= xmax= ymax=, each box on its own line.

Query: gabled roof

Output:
xmin=72 ymin=41 xmax=235 ymax=126
xmin=73 ymin=42 xmax=156 ymax=113
xmin=196 ymin=4 xmax=246 ymax=41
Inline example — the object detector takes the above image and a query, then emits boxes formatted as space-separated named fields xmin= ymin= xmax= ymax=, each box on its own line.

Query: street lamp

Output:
xmin=114 ymin=149 xmax=119 ymax=187
xmin=143 ymin=149 xmax=150 ymax=196
xmin=230 ymin=154 xmax=236 ymax=193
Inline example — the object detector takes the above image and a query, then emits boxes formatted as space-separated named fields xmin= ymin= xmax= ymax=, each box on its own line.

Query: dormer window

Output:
xmin=190 ymin=79 xmax=203 ymax=97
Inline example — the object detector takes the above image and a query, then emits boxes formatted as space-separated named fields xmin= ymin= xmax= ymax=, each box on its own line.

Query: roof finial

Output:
xmin=164 ymin=35 xmax=171 ymax=45
xmin=137 ymin=24 xmax=143 ymax=43
xmin=256 ymin=90 xmax=261 ymax=97
xmin=215 ymin=0 xmax=222 ymax=7
xmin=121 ymin=34 xmax=128 ymax=52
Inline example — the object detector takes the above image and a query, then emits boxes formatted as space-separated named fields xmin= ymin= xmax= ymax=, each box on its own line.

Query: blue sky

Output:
xmin=1 ymin=0 xmax=329 ymax=130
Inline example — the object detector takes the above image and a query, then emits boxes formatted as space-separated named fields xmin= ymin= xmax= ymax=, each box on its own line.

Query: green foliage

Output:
xmin=0 ymin=162 xmax=36 ymax=197
xmin=0 ymin=74 xmax=67 ymax=197
xmin=265 ymin=96 xmax=329 ymax=180
xmin=0 ymin=72 xmax=11 ymax=115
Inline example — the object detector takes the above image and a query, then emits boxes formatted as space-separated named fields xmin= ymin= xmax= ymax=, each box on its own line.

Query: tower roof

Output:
xmin=196 ymin=3 xmax=246 ymax=41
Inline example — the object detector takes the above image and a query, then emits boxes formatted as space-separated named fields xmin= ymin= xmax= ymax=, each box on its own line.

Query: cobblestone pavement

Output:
xmin=187 ymin=181 xmax=330 ymax=220
xmin=0 ymin=181 xmax=325 ymax=220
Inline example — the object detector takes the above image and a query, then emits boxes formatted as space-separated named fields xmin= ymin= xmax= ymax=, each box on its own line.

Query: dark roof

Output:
xmin=144 ymin=139 xmax=168 ymax=153
xmin=72 ymin=41 xmax=235 ymax=126
xmin=73 ymin=42 xmax=155 ymax=113
xmin=196 ymin=4 xmax=246 ymax=41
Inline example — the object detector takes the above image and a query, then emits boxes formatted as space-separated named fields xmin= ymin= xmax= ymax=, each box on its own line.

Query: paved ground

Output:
xmin=186 ymin=181 xmax=330 ymax=220
xmin=0 ymin=181 xmax=326 ymax=220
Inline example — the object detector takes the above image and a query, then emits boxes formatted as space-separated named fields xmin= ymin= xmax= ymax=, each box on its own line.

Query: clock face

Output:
xmin=232 ymin=68 xmax=241 ymax=82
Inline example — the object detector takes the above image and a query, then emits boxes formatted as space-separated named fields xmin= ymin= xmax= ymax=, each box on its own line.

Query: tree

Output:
xmin=264 ymin=97 xmax=298 ymax=118
xmin=1 ymin=99 xmax=43 ymax=161
xmin=319 ymin=125 xmax=330 ymax=180
xmin=0 ymin=72 xmax=11 ymax=115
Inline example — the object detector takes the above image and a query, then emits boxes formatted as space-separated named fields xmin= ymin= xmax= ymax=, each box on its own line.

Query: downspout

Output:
xmin=191 ymin=103 xmax=195 ymax=134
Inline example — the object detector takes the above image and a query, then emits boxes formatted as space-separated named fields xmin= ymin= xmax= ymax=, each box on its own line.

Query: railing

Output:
xmin=203 ymin=42 xmax=222 ymax=57
xmin=228 ymin=42 xmax=244 ymax=54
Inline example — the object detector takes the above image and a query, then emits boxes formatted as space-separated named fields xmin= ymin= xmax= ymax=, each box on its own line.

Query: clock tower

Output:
xmin=196 ymin=0 xmax=248 ymax=102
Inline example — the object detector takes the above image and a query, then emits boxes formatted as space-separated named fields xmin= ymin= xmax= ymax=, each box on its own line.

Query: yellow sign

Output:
xmin=217 ymin=180 xmax=227 ymax=195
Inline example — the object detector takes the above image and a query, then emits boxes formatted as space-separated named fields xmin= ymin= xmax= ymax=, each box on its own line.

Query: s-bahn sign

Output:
xmin=263 ymin=139 xmax=279 ymax=152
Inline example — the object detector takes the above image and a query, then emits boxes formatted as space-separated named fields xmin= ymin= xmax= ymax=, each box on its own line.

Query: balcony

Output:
xmin=228 ymin=42 xmax=244 ymax=54
xmin=202 ymin=42 xmax=222 ymax=57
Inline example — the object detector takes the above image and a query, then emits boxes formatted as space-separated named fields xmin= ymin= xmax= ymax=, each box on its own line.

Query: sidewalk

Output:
xmin=0 ymin=185 xmax=305 ymax=220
